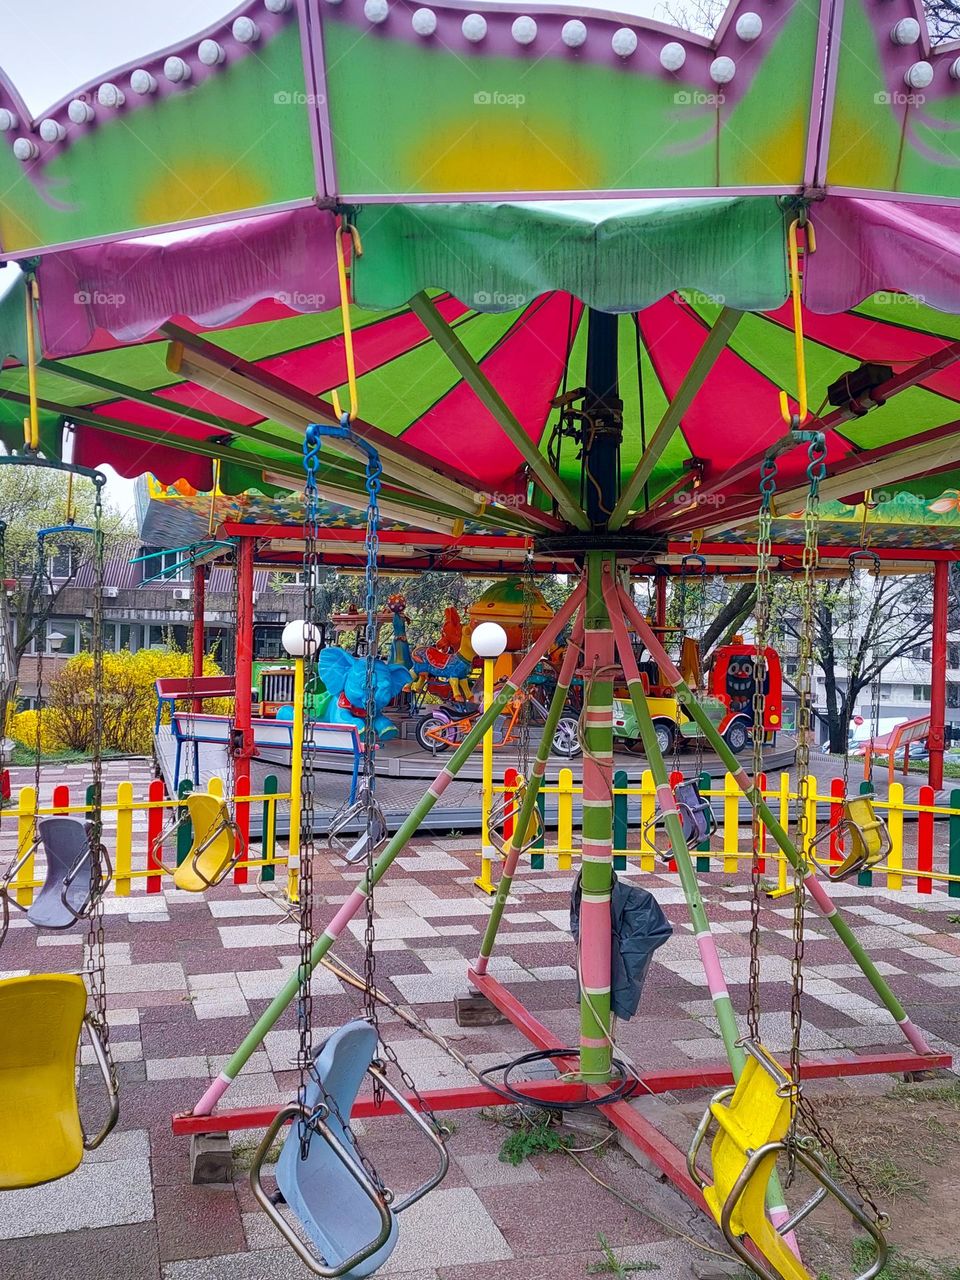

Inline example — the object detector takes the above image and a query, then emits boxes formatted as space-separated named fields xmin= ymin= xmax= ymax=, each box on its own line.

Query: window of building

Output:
xmin=146 ymin=623 xmax=190 ymax=650
xmin=913 ymin=684 xmax=932 ymax=702
xmin=950 ymin=643 xmax=960 ymax=668
xmin=140 ymin=548 xmax=187 ymax=583
xmin=780 ymin=704 xmax=797 ymax=732
xmin=949 ymin=684 xmax=960 ymax=709
xmin=46 ymin=546 xmax=74 ymax=580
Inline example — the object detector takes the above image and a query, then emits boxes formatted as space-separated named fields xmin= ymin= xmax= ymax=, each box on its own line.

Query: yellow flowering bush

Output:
xmin=10 ymin=648 xmax=229 ymax=757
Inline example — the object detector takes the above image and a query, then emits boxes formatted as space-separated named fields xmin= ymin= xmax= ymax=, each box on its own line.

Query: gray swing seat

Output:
xmin=1 ymin=818 xmax=108 ymax=944
xmin=251 ymin=1019 xmax=448 ymax=1278
xmin=29 ymin=818 xmax=100 ymax=929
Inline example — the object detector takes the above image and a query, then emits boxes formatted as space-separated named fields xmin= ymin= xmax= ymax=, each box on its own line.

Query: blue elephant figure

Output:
xmin=318 ymin=647 xmax=410 ymax=742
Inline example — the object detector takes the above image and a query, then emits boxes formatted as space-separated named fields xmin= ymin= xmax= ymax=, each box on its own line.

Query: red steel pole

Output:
xmin=930 ymin=561 xmax=948 ymax=791
xmin=233 ymin=538 xmax=255 ymax=877
xmin=191 ymin=565 xmax=205 ymax=713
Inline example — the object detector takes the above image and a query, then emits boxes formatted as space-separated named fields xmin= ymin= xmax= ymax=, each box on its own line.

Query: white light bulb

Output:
xmin=199 ymin=39 xmax=225 ymax=65
xmin=364 ymin=0 xmax=389 ymax=21
xmin=130 ymin=69 xmax=158 ymax=94
xmin=98 ymin=82 xmax=125 ymax=107
xmin=39 ymin=118 xmax=66 ymax=143
xmin=164 ymin=56 xmax=191 ymax=83
xmin=512 ymin=16 xmax=537 ymax=44
xmin=735 ymin=12 xmax=762 ymax=40
xmin=68 ymin=99 xmax=95 ymax=124
xmin=561 ymin=19 xmax=587 ymax=47
xmin=412 ymin=7 xmax=436 ymax=35
xmin=951 ymin=56 xmax=960 ymax=80
xmin=905 ymin=60 xmax=934 ymax=89
xmin=232 ymin=16 xmax=260 ymax=42
xmin=660 ymin=41 xmax=686 ymax=70
xmin=710 ymin=56 xmax=736 ymax=84
xmin=462 ymin=13 xmax=487 ymax=41
xmin=0 ymin=108 xmax=20 ymax=132
xmin=265 ymin=0 xmax=291 ymax=11
xmin=612 ymin=27 xmax=638 ymax=57
xmin=13 ymin=137 xmax=39 ymax=160
xmin=891 ymin=18 xmax=921 ymax=44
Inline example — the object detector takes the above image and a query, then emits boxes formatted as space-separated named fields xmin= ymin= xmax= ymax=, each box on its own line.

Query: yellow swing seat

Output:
xmin=0 ymin=974 xmax=118 ymax=1190
xmin=815 ymin=796 xmax=892 ymax=882
xmin=158 ymin=792 xmax=244 ymax=893
xmin=688 ymin=1040 xmax=888 ymax=1280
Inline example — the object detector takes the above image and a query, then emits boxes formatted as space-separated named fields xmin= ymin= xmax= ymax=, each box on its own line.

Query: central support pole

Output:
xmin=583 ymin=311 xmax=623 ymax=528
xmin=579 ymin=551 xmax=615 ymax=1081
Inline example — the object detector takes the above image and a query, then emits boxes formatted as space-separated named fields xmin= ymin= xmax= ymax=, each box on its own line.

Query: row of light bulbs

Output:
xmin=0 ymin=0 xmax=291 ymax=159
xmin=351 ymin=0 xmax=763 ymax=63
xmin=0 ymin=6 xmax=952 ymax=160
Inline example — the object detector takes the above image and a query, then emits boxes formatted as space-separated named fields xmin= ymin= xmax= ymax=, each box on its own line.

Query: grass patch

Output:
xmin=498 ymin=1111 xmax=572 ymax=1165
xmin=890 ymin=1079 xmax=960 ymax=1110
xmin=9 ymin=744 xmax=90 ymax=765
xmin=587 ymin=1233 xmax=660 ymax=1276
xmin=852 ymin=1239 xmax=960 ymax=1280
xmin=233 ymin=1138 xmax=283 ymax=1172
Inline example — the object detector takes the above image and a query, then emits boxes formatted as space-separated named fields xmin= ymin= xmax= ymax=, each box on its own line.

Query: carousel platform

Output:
xmin=153 ymin=726 xmax=798 ymax=836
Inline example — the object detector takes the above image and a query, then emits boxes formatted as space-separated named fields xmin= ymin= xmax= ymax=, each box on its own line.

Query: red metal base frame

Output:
xmin=171 ymin=971 xmax=950 ymax=1152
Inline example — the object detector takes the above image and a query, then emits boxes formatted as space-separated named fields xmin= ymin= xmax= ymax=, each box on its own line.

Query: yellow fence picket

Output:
xmin=115 ymin=781 xmax=133 ymax=897
xmin=639 ymin=770 xmax=655 ymax=872
xmin=15 ymin=785 xmax=35 ymax=906
xmin=723 ymin=773 xmax=739 ymax=873
xmin=557 ymin=769 xmax=574 ymax=870
xmin=886 ymin=782 xmax=904 ymax=890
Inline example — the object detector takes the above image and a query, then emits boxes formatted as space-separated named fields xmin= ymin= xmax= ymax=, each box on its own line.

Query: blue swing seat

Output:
xmin=251 ymin=1019 xmax=448 ymax=1278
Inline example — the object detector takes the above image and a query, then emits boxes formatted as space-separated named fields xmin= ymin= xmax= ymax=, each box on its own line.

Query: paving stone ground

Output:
xmin=1 ymin=760 xmax=958 ymax=1279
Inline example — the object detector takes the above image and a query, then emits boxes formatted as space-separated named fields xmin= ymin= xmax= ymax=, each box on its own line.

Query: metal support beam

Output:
xmin=409 ymin=293 xmax=590 ymax=531
xmin=609 ymin=307 xmax=742 ymax=530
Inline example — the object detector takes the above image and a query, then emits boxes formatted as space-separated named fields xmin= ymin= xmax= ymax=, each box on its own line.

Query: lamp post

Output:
xmin=281 ymin=619 xmax=322 ymax=902
xmin=471 ymin=622 xmax=508 ymax=894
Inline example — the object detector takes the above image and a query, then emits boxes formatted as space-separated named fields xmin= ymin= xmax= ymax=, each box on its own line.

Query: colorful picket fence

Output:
xmin=484 ymin=768 xmax=960 ymax=898
xmin=4 ymin=774 xmax=290 ymax=904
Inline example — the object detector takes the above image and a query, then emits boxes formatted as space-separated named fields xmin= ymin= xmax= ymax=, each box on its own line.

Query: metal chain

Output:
xmin=359 ymin=416 xmax=384 ymax=1098
xmin=786 ymin=431 xmax=826 ymax=1173
xmin=297 ymin=425 xmax=321 ymax=1159
xmin=85 ymin=477 xmax=116 ymax=1090
xmin=517 ymin=548 xmax=535 ymax=783
xmin=747 ymin=455 xmax=778 ymax=1041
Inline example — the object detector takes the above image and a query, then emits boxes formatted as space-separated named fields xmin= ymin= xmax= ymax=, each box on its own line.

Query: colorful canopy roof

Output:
xmin=2 ymin=0 xmax=960 ymax=563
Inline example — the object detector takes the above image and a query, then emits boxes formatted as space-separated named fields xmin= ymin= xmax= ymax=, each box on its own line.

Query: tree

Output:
xmin=656 ymin=0 xmax=726 ymax=35
xmin=0 ymin=466 xmax=131 ymax=722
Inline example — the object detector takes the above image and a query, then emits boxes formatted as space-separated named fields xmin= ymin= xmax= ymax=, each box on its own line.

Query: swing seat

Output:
xmin=170 ymin=792 xmax=243 ymax=892
xmin=251 ymin=1019 xmax=449 ymax=1278
xmin=27 ymin=818 xmax=98 ymax=929
xmin=0 ymin=974 xmax=118 ymax=1190
xmin=688 ymin=1041 xmax=811 ymax=1280
xmin=674 ymin=781 xmax=717 ymax=850
xmin=688 ymin=1040 xmax=888 ymax=1280
xmin=815 ymin=796 xmax=891 ymax=882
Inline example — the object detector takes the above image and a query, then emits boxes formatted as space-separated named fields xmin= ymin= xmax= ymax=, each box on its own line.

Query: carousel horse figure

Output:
xmin=410 ymin=607 xmax=474 ymax=704
xmin=318 ymin=647 xmax=412 ymax=742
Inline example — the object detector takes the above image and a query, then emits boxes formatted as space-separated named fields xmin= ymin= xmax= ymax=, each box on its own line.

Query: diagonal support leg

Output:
xmin=189 ymin=582 xmax=586 ymax=1116
xmin=475 ymin=605 xmax=585 ymax=975
xmin=617 ymin=583 xmax=934 ymax=1057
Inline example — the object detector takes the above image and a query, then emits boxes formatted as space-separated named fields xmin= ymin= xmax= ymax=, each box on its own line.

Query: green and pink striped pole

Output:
xmin=192 ymin=582 xmax=585 ymax=1116
xmin=617 ymin=582 xmax=934 ymax=1058
xmin=578 ymin=553 xmax=616 ymax=1083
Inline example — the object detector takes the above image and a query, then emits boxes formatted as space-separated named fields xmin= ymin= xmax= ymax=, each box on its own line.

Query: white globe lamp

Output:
xmin=282 ymin=619 xmax=322 ymax=659
xmin=471 ymin=622 xmax=508 ymax=659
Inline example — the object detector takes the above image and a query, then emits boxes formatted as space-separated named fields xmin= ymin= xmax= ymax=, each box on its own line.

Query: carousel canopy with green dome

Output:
xmin=3 ymin=0 xmax=960 ymax=566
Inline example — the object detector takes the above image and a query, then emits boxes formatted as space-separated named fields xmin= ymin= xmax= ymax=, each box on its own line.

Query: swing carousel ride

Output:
xmin=4 ymin=0 xmax=960 ymax=1274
